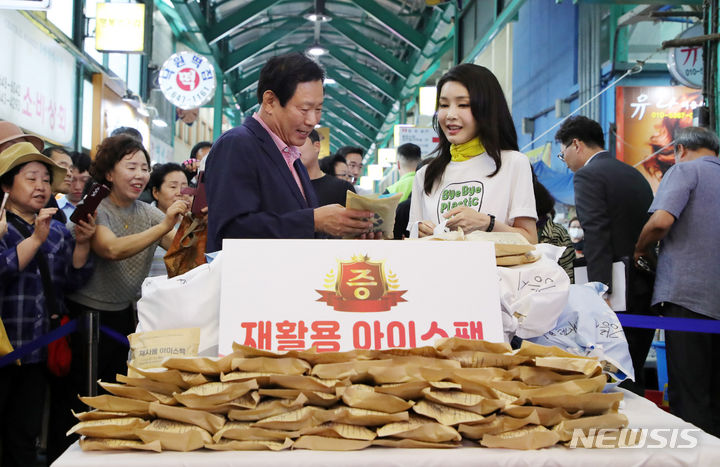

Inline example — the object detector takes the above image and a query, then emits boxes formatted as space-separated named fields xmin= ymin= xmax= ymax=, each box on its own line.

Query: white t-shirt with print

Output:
xmin=408 ymin=150 xmax=537 ymax=230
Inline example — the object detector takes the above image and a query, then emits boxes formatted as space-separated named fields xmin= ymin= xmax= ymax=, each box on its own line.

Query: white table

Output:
xmin=53 ymin=389 xmax=720 ymax=467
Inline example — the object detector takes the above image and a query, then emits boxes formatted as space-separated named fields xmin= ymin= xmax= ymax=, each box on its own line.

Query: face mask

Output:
xmin=568 ymin=227 xmax=583 ymax=240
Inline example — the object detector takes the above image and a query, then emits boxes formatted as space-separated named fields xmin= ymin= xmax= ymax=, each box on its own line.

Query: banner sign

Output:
xmin=0 ymin=10 xmax=75 ymax=144
xmin=95 ymin=2 xmax=145 ymax=53
xmin=615 ymin=85 xmax=702 ymax=192
xmin=158 ymin=51 xmax=216 ymax=110
xmin=394 ymin=126 xmax=439 ymax=157
xmin=218 ymin=240 xmax=503 ymax=354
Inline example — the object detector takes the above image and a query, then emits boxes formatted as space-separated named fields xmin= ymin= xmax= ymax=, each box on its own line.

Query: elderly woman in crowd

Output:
xmin=147 ymin=162 xmax=191 ymax=276
xmin=67 ymin=135 xmax=188 ymax=382
xmin=0 ymin=142 xmax=95 ymax=467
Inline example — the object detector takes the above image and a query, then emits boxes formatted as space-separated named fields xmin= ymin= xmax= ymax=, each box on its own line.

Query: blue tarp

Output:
xmin=533 ymin=160 xmax=575 ymax=206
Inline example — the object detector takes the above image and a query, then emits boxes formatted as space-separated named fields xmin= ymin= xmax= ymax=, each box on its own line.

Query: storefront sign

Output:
xmin=667 ymin=24 xmax=703 ymax=89
xmin=615 ymin=86 xmax=702 ymax=191
xmin=158 ymin=52 xmax=216 ymax=110
xmin=95 ymin=2 xmax=145 ymax=53
xmin=0 ymin=10 xmax=75 ymax=144
xmin=0 ymin=0 xmax=50 ymax=10
xmin=394 ymin=126 xmax=439 ymax=157
xmin=218 ymin=240 xmax=503 ymax=354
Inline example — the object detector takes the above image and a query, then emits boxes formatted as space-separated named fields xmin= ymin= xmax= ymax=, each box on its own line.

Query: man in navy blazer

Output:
xmin=556 ymin=116 xmax=655 ymax=394
xmin=205 ymin=53 xmax=375 ymax=252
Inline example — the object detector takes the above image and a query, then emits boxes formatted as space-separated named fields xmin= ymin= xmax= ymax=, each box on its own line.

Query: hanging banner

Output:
xmin=158 ymin=51 xmax=216 ymax=110
xmin=615 ymin=85 xmax=702 ymax=192
xmin=218 ymin=240 xmax=503 ymax=354
xmin=0 ymin=10 xmax=75 ymax=144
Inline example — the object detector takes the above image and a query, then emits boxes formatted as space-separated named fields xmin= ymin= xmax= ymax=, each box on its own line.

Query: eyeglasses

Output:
xmin=557 ymin=140 xmax=573 ymax=162
xmin=556 ymin=151 xmax=565 ymax=162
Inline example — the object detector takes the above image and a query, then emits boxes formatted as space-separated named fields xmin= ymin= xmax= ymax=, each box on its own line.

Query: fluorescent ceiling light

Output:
xmin=152 ymin=118 xmax=168 ymax=128
xmin=307 ymin=45 xmax=327 ymax=57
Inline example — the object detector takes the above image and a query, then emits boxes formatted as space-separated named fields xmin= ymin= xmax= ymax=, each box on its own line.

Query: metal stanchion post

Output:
xmin=84 ymin=310 xmax=99 ymax=398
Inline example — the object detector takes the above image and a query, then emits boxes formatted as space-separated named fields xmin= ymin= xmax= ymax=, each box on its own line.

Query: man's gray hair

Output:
xmin=674 ymin=126 xmax=720 ymax=155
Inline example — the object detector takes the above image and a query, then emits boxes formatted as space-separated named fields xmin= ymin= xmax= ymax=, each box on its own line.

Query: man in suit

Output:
xmin=205 ymin=53 xmax=375 ymax=251
xmin=556 ymin=116 xmax=655 ymax=394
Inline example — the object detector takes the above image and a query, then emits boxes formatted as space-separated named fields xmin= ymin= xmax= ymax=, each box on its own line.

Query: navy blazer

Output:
xmin=573 ymin=151 xmax=653 ymax=302
xmin=205 ymin=116 xmax=319 ymax=251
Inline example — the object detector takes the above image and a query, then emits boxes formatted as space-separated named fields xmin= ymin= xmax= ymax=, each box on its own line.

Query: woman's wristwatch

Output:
xmin=486 ymin=214 xmax=495 ymax=232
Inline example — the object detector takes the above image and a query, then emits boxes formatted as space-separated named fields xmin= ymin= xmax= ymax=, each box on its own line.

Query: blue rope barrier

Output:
xmin=0 ymin=319 xmax=78 ymax=368
xmin=100 ymin=325 xmax=130 ymax=347
xmin=618 ymin=314 xmax=720 ymax=334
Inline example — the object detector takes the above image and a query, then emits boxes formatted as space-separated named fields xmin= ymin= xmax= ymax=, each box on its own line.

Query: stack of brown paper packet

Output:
xmin=69 ymin=337 xmax=631 ymax=452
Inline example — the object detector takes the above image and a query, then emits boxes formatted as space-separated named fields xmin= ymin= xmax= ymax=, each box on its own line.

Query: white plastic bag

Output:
xmin=136 ymin=252 xmax=224 ymax=356
xmin=497 ymin=244 xmax=570 ymax=340
xmin=528 ymin=282 xmax=635 ymax=387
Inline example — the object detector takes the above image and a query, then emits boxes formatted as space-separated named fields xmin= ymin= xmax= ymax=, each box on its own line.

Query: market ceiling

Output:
xmin=156 ymin=0 xmax=456 ymax=154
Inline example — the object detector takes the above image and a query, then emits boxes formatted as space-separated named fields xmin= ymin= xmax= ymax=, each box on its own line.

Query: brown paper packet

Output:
xmin=480 ymin=425 xmax=561 ymax=450
xmin=421 ymin=367 xmax=511 ymax=384
xmin=231 ymin=357 xmax=311 ymax=375
xmin=173 ymin=380 xmax=258 ymax=409
xmin=331 ymin=407 xmax=409 ymax=426
xmin=311 ymin=360 xmax=395 ymax=382
xmin=412 ymin=400 xmax=486 ymax=425
xmin=161 ymin=353 xmax=238 ymax=375
xmin=98 ymin=381 xmax=176 ymax=405
xmin=136 ymin=419 xmax=212 ymax=452
xmin=204 ymin=438 xmax=293 ymax=451
xmin=380 ymin=346 xmax=446 ymax=359
xmin=294 ymin=435 xmax=372 ymax=451
xmin=72 ymin=410 xmax=136 ymax=421
xmin=128 ymin=328 xmax=200 ymax=369
xmin=220 ymin=371 xmax=278 ymax=386
xmin=289 ymin=348 xmax=379 ymax=365
xmin=374 ymin=381 xmax=431 ymax=400
xmin=514 ymin=340 xmax=594 ymax=359
xmin=268 ymin=375 xmax=349 ymax=393
xmin=421 ymin=388 xmax=505 ymax=415
xmin=251 ymin=406 xmax=332 ymax=431
xmin=115 ymin=374 xmax=182 ymax=396
xmin=377 ymin=415 xmax=461 ymax=442
xmin=502 ymin=405 xmax=583 ymax=426
xmin=463 ymin=231 xmax=535 ymax=256
xmin=526 ymin=392 xmax=623 ymax=415
xmin=435 ymin=337 xmax=512 ymax=354
xmin=206 ymin=392 xmax=261 ymax=414
xmin=340 ymin=384 xmax=414 ymax=413
xmin=448 ymin=351 xmax=532 ymax=369
xmin=79 ymin=438 xmax=162 ymax=452
xmin=516 ymin=374 xmax=607 ymax=400
xmin=553 ymin=413 xmax=629 ymax=442
xmin=228 ymin=394 xmax=308 ymax=421
xmin=258 ymin=389 xmax=340 ymax=407
xmin=507 ymin=366 xmax=589 ymax=386
xmin=372 ymin=438 xmax=460 ymax=449
xmin=495 ymin=251 xmax=541 ymax=266
xmin=148 ymin=401 xmax=226 ymax=434
xmin=66 ymin=417 xmax=149 ymax=439
xmin=79 ymin=395 xmax=150 ymax=416
xmin=534 ymin=357 xmax=602 ymax=377
xmin=128 ymin=365 xmax=211 ymax=389
xmin=231 ymin=343 xmax=288 ymax=358
xmin=300 ymin=422 xmax=377 ymax=441
xmin=458 ymin=414 xmax=537 ymax=439
xmin=344 ymin=191 xmax=402 ymax=239
xmin=213 ymin=421 xmax=300 ymax=442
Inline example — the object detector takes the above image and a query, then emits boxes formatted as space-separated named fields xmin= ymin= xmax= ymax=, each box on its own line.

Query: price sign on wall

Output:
xmin=218 ymin=240 xmax=504 ymax=354
xmin=158 ymin=52 xmax=216 ymax=110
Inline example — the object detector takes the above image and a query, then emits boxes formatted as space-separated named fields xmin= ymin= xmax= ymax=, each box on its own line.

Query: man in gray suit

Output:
xmin=556 ymin=116 xmax=655 ymax=394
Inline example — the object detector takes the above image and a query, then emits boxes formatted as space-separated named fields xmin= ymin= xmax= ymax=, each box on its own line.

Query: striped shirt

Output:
xmin=538 ymin=215 xmax=576 ymax=283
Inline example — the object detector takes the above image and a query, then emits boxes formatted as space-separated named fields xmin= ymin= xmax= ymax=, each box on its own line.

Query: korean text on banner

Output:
xmin=218 ymin=240 xmax=503 ymax=355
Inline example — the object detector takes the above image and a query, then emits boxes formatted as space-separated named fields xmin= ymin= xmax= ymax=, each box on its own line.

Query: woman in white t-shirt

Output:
xmin=409 ymin=64 xmax=538 ymax=243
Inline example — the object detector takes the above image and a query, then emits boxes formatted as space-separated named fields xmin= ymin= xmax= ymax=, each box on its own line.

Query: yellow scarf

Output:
xmin=450 ymin=138 xmax=486 ymax=162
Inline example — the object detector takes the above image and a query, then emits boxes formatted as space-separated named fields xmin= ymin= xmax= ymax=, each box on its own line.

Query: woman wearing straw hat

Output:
xmin=0 ymin=142 xmax=95 ymax=467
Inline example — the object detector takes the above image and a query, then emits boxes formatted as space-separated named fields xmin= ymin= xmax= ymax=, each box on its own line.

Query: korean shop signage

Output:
xmin=158 ymin=51 xmax=216 ymax=110
xmin=218 ymin=240 xmax=503 ymax=354
xmin=95 ymin=2 xmax=145 ymax=53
